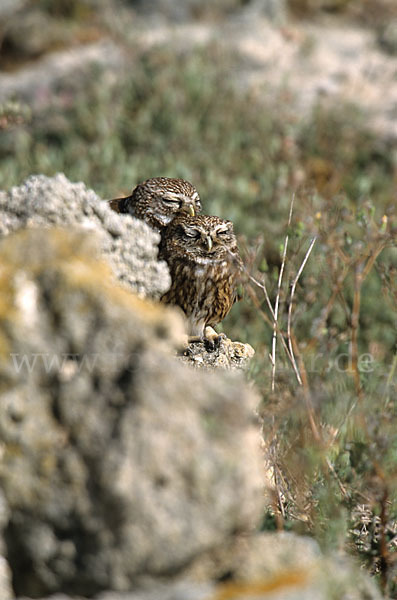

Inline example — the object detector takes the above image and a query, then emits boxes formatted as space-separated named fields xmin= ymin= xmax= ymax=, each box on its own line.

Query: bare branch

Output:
xmin=246 ymin=282 xmax=303 ymax=385
xmin=351 ymin=262 xmax=364 ymax=400
xmin=271 ymin=195 xmax=295 ymax=391
xmin=287 ymin=236 xmax=317 ymax=385
xmin=248 ymin=274 xmax=275 ymax=321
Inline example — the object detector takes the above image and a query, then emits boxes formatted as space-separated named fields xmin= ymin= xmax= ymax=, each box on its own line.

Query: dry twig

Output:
xmin=287 ymin=236 xmax=317 ymax=386
xmin=271 ymin=196 xmax=295 ymax=391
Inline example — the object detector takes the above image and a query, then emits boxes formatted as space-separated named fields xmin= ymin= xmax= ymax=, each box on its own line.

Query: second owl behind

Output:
xmin=109 ymin=177 xmax=202 ymax=231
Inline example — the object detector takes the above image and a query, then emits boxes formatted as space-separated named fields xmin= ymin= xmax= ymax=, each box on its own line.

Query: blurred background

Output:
xmin=0 ymin=0 xmax=397 ymax=593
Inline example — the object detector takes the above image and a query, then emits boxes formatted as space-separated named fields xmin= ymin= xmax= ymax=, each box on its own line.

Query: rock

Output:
xmin=0 ymin=173 xmax=170 ymax=299
xmin=0 ymin=462 xmax=13 ymax=599
xmin=0 ymin=0 xmax=27 ymax=21
xmin=224 ymin=532 xmax=382 ymax=600
xmin=131 ymin=15 xmax=397 ymax=142
xmin=17 ymin=583 xmax=214 ymax=600
xmin=238 ymin=0 xmax=287 ymax=24
xmin=0 ymin=228 xmax=263 ymax=597
xmin=165 ymin=533 xmax=382 ymax=600
xmin=378 ymin=20 xmax=397 ymax=55
xmin=0 ymin=224 xmax=378 ymax=600
xmin=0 ymin=9 xmax=69 ymax=62
xmin=0 ymin=41 xmax=126 ymax=109
xmin=0 ymin=555 xmax=13 ymax=600
xmin=0 ymin=175 xmax=256 ymax=372
xmin=15 ymin=533 xmax=382 ymax=600
xmin=131 ymin=0 xmax=286 ymax=22
xmin=225 ymin=17 xmax=397 ymax=142
xmin=131 ymin=0 xmax=243 ymax=21
xmin=181 ymin=338 xmax=255 ymax=370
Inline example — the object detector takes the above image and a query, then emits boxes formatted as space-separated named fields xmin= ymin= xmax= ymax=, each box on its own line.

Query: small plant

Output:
xmin=249 ymin=196 xmax=397 ymax=595
xmin=0 ymin=101 xmax=31 ymax=130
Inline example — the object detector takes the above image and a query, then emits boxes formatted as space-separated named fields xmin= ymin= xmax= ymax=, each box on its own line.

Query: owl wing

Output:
xmin=234 ymin=287 xmax=244 ymax=303
xmin=231 ymin=250 xmax=244 ymax=303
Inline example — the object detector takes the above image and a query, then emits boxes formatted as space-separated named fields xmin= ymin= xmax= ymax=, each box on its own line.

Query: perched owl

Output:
xmin=160 ymin=214 xmax=243 ymax=345
xmin=109 ymin=177 xmax=201 ymax=231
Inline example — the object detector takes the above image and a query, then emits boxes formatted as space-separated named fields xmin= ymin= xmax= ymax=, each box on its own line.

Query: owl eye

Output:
xmin=160 ymin=196 xmax=181 ymax=208
xmin=217 ymin=229 xmax=230 ymax=236
xmin=183 ymin=228 xmax=200 ymax=238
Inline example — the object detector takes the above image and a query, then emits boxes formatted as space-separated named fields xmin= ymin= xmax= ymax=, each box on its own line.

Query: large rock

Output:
xmin=183 ymin=532 xmax=382 ymax=600
xmin=131 ymin=15 xmax=396 ymax=142
xmin=0 ymin=173 xmax=170 ymax=299
xmin=0 ymin=37 xmax=126 ymax=109
xmin=0 ymin=9 xmax=70 ymax=62
xmin=131 ymin=0 xmax=242 ymax=20
xmin=131 ymin=0 xmax=286 ymax=22
xmin=0 ymin=0 xmax=27 ymax=21
xmin=0 ymin=228 xmax=263 ymax=598
xmin=15 ymin=533 xmax=382 ymax=600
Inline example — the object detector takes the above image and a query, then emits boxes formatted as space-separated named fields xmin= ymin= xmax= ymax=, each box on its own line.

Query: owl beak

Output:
xmin=188 ymin=204 xmax=195 ymax=217
xmin=205 ymin=236 xmax=213 ymax=251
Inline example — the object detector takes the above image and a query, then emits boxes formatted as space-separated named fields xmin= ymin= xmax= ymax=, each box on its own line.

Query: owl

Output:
xmin=109 ymin=177 xmax=202 ymax=231
xmin=160 ymin=214 xmax=243 ymax=346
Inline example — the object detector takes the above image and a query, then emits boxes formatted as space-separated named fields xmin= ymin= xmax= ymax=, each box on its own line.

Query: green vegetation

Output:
xmin=1 ymin=14 xmax=396 ymax=596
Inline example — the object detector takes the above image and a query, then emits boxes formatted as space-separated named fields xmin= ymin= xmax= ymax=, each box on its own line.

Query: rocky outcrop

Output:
xmin=0 ymin=174 xmax=170 ymax=299
xmin=0 ymin=174 xmax=253 ymax=371
xmin=12 ymin=533 xmax=383 ymax=599
xmin=131 ymin=0 xmax=286 ymax=22
xmin=0 ymin=177 xmax=383 ymax=600
xmin=0 ymin=39 xmax=126 ymax=109
xmin=133 ymin=15 xmax=396 ymax=142
xmin=0 ymin=227 xmax=263 ymax=598
xmin=181 ymin=338 xmax=255 ymax=370
xmin=0 ymin=0 xmax=26 ymax=20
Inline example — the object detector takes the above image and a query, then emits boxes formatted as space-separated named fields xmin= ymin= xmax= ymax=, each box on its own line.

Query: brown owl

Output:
xmin=109 ymin=177 xmax=201 ymax=231
xmin=160 ymin=214 xmax=243 ymax=346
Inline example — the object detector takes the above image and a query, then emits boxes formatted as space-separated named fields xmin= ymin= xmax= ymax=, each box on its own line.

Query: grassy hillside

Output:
xmin=1 ymin=6 xmax=396 ymax=594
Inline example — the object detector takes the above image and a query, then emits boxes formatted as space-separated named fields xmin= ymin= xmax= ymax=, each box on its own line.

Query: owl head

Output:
xmin=110 ymin=177 xmax=202 ymax=231
xmin=163 ymin=214 xmax=239 ymax=263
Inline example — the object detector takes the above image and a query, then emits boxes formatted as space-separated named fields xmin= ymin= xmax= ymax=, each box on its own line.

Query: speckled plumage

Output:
xmin=160 ymin=214 xmax=243 ymax=339
xmin=109 ymin=177 xmax=201 ymax=231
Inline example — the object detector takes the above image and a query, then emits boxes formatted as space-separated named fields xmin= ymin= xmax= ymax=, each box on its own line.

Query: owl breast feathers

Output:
xmin=109 ymin=177 xmax=201 ymax=231
xmin=160 ymin=214 xmax=243 ymax=339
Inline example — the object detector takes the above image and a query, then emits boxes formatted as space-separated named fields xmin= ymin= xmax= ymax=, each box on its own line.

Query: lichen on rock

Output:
xmin=0 ymin=173 xmax=170 ymax=299
xmin=0 ymin=227 xmax=263 ymax=598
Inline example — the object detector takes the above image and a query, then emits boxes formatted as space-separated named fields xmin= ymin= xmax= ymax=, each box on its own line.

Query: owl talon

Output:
xmin=216 ymin=332 xmax=227 ymax=345
xmin=204 ymin=338 xmax=217 ymax=352
xmin=203 ymin=328 xmax=226 ymax=352
xmin=187 ymin=332 xmax=225 ymax=352
xmin=188 ymin=335 xmax=203 ymax=344
xmin=203 ymin=335 xmax=223 ymax=352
